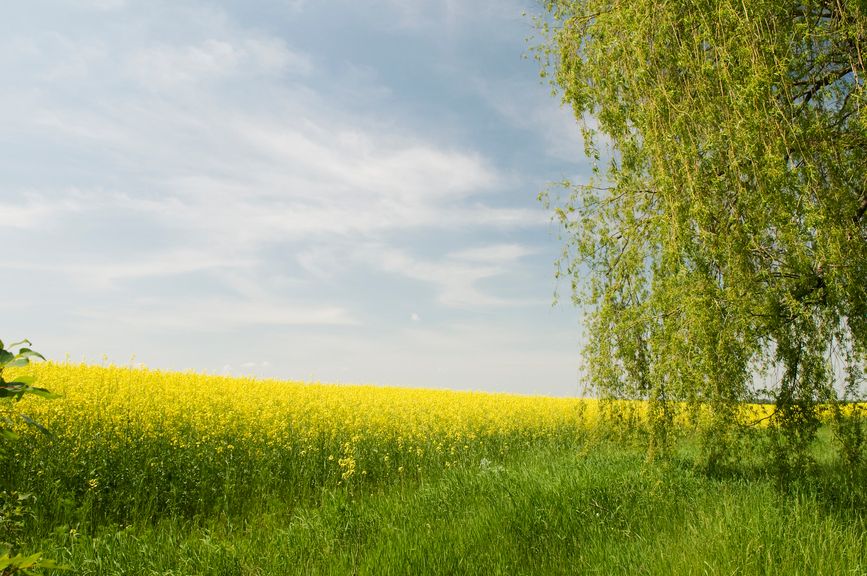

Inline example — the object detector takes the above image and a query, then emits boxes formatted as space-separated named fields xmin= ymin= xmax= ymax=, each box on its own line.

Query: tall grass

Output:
xmin=30 ymin=446 xmax=867 ymax=575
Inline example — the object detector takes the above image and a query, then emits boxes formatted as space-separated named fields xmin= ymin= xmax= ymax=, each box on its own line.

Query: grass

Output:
xmin=24 ymin=443 xmax=867 ymax=576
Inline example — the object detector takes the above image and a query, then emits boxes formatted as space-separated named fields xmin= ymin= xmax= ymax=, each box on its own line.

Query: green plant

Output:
xmin=0 ymin=551 xmax=64 ymax=576
xmin=0 ymin=491 xmax=34 ymax=552
xmin=0 ymin=492 xmax=63 ymax=575
xmin=0 ymin=339 xmax=51 ymax=440
xmin=0 ymin=339 xmax=64 ymax=575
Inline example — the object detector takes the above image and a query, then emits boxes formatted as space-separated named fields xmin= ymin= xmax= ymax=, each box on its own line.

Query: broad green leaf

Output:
xmin=0 ymin=350 xmax=13 ymax=366
xmin=6 ymin=357 xmax=30 ymax=368
xmin=17 ymin=348 xmax=46 ymax=361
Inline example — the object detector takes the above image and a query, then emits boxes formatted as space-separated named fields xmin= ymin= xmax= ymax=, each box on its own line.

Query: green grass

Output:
xmin=25 ymin=443 xmax=867 ymax=576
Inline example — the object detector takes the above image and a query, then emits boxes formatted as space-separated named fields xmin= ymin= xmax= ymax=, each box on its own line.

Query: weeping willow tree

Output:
xmin=538 ymin=0 xmax=867 ymax=470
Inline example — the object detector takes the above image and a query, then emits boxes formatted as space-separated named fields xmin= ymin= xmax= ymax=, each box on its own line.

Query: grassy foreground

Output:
xmin=26 ymin=445 xmax=867 ymax=575
xmin=2 ymin=364 xmax=866 ymax=574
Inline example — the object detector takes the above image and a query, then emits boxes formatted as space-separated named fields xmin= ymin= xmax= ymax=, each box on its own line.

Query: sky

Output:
xmin=1 ymin=0 xmax=591 ymax=396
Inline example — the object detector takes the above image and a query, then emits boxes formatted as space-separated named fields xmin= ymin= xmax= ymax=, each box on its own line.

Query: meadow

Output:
xmin=2 ymin=363 xmax=866 ymax=575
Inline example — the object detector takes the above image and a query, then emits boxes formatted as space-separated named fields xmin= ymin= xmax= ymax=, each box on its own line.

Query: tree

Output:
xmin=537 ymin=0 xmax=866 ymax=469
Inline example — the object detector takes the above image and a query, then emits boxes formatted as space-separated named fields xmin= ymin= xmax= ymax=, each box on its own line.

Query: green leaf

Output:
xmin=8 ymin=550 xmax=46 ymax=569
xmin=36 ymin=558 xmax=69 ymax=570
xmin=0 ymin=384 xmax=24 ymax=398
xmin=8 ymin=375 xmax=35 ymax=386
xmin=6 ymin=357 xmax=30 ymax=368
xmin=24 ymin=386 xmax=59 ymax=400
xmin=21 ymin=414 xmax=52 ymax=437
xmin=17 ymin=348 xmax=46 ymax=361
xmin=0 ymin=429 xmax=19 ymax=441
xmin=0 ymin=350 xmax=13 ymax=366
xmin=6 ymin=339 xmax=31 ymax=349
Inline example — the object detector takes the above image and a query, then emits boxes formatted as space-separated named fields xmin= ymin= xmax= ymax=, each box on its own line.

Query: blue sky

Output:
xmin=1 ymin=0 xmax=590 ymax=396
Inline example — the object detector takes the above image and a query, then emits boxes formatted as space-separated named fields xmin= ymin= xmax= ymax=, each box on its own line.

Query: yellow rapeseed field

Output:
xmin=3 ymin=363 xmax=857 ymax=523
xmin=6 ymin=363 xmax=596 ymax=517
xmin=17 ymin=362 xmax=594 ymax=460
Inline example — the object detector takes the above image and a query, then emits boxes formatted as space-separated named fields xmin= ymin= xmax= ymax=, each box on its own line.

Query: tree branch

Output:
xmin=854 ymin=192 xmax=867 ymax=224
xmin=794 ymin=66 xmax=853 ymax=115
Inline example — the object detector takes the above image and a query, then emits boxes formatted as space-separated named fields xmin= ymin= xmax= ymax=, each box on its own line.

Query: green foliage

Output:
xmin=0 ymin=551 xmax=64 ymax=576
xmin=0 ymin=340 xmax=51 ymax=441
xmin=537 ymin=0 xmax=867 ymax=467
xmin=0 ymin=492 xmax=34 ymax=553
xmin=0 ymin=340 xmax=62 ymax=576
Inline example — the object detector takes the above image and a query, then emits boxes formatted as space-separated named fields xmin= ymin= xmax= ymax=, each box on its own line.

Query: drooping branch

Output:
xmin=854 ymin=191 xmax=867 ymax=224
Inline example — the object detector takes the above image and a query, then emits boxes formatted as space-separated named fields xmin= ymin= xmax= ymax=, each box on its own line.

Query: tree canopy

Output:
xmin=538 ymin=0 xmax=866 ymax=466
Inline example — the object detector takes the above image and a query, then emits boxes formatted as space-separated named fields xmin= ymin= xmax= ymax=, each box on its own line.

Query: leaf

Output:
xmin=6 ymin=339 xmax=32 ymax=349
xmin=8 ymin=375 xmax=35 ymax=386
xmin=21 ymin=414 xmax=52 ymax=437
xmin=0 ymin=429 xmax=19 ymax=441
xmin=6 ymin=357 xmax=30 ymax=368
xmin=0 ymin=350 xmax=13 ymax=366
xmin=23 ymin=386 xmax=59 ymax=400
xmin=17 ymin=348 xmax=46 ymax=361
xmin=35 ymin=558 xmax=69 ymax=570
xmin=0 ymin=384 xmax=24 ymax=398
xmin=8 ymin=550 xmax=47 ymax=569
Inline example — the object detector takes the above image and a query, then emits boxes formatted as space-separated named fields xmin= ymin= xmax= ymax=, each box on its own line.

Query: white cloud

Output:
xmin=372 ymin=0 xmax=526 ymax=34
xmin=4 ymin=248 xmax=255 ymax=290
xmin=471 ymin=76 xmax=586 ymax=162
xmin=68 ymin=0 xmax=126 ymax=11
xmin=1 ymin=6 xmax=546 ymax=262
xmin=365 ymin=243 xmax=540 ymax=309
xmin=1 ymin=190 xmax=92 ymax=229
xmin=450 ymin=243 xmax=537 ymax=263
xmin=127 ymin=37 xmax=311 ymax=90
xmin=76 ymin=298 xmax=357 ymax=330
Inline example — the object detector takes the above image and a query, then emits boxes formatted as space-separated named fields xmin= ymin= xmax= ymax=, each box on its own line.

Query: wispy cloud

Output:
xmin=70 ymin=0 xmax=127 ymax=10
xmin=75 ymin=298 xmax=358 ymax=330
xmin=364 ymin=243 xmax=541 ymax=308
xmin=470 ymin=76 xmax=586 ymax=163
xmin=128 ymin=38 xmax=311 ymax=91
xmin=5 ymin=249 xmax=254 ymax=290
xmin=368 ymin=0 xmax=526 ymax=34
